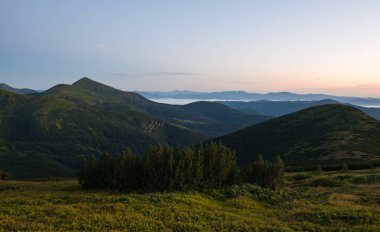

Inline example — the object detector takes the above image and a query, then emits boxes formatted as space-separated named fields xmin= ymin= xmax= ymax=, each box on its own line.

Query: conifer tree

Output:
xmin=342 ymin=163 xmax=349 ymax=172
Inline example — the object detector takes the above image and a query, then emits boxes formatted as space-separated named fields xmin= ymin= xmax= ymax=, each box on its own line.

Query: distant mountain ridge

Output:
xmin=139 ymin=90 xmax=380 ymax=107
xmin=215 ymin=104 xmax=380 ymax=166
xmin=0 ymin=83 xmax=39 ymax=95
xmin=222 ymin=99 xmax=380 ymax=121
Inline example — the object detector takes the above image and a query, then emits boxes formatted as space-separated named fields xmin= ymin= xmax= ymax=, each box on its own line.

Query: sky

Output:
xmin=1 ymin=0 xmax=380 ymax=97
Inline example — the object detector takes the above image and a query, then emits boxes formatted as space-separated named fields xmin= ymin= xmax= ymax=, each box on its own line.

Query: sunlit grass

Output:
xmin=0 ymin=169 xmax=379 ymax=231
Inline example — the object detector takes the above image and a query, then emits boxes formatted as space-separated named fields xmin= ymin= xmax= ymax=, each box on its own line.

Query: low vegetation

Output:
xmin=1 ymin=169 xmax=379 ymax=231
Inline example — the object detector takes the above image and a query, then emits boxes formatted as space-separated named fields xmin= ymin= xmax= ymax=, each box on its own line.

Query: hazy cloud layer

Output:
xmin=113 ymin=72 xmax=201 ymax=78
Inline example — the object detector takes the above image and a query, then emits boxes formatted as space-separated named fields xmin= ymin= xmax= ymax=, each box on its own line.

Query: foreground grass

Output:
xmin=0 ymin=169 xmax=379 ymax=231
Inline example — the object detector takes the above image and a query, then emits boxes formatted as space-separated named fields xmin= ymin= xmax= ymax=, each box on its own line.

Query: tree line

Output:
xmin=79 ymin=142 xmax=285 ymax=192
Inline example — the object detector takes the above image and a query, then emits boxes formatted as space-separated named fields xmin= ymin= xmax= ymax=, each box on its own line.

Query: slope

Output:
xmin=215 ymin=104 xmax=380 ymax=165
xmin=180 ymin=101 xmax=272 ymax=135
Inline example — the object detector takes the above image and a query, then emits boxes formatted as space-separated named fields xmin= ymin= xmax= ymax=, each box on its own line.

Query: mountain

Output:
xmin=180 ymin=101 xmax=272 ymax=136
xmin=215 ymin=104 xmax=380 ymax=166
xmin=0 ymin=78 xmax=270 ymax=178
xmin=0 ymin=83 xmax=39 ymax=95
xmin=139 ymin=90 xmax=380 ymax=107
xmin=222 ymin=99 xmax=339 ymax=117
xmin=222 ymin=100 xmax=380 ymax=121
xmin=0 ymin=82 xmax=204 ymax=178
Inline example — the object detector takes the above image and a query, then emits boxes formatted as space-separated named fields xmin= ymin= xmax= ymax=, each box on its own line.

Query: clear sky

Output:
xmin=1 ymin=0 xmax=380 ymax=97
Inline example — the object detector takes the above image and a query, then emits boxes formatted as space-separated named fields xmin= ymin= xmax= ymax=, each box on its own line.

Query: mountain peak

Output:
xmin=72 ymin=77 xmax=98 ymax=86
xmin=72 ymin=77 xmax=111 ymax=90
xmin=0 ymin=83 xmax=11 ymax=88
xmin=71 ymin=77 xmax=124 ymax=96
xmin=0 ymin=83 xmax=38 ymax=95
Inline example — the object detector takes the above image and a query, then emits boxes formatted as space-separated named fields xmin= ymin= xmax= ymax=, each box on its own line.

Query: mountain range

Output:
xmin=221 ymin=100 xmax=380 ymax=121
xmin=139 ymin=90 xmax=380 ymax=107
xmin=2 ymin=78 xmax=380 ymax=178
xmin=0 ymin=78 xmax=269 ymax=178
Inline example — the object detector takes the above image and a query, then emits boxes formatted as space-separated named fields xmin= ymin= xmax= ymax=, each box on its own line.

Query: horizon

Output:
xmin=1 ymin=1 xmax=380 ymax=97
xmin=3 ymin=76 xmax=380 ymax=100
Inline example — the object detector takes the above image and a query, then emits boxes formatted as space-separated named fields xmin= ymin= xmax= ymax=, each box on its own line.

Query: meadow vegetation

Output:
xmin=0 ymin=168 xmax=379 ymax=231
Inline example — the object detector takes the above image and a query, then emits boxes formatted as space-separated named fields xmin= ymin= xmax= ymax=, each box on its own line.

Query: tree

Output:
xmin=113 ymin=148 xmax=141 ymax=190
xmin=79 ymin=156 xmax=100 ymax=189
xmin=341 ymin=163 xmax=349 ymax=172
xmin=243 ymin=155 xmax=285 ymax=189
xmin=314 ymin=165 xmax=323 ymax=175
xmin=79 ymin=143 xmax=283 ymax=192
xmin=0 ymin=170 xmax=11 ymax=180
xmin=271 ymin=155 xmax=285 ymax=189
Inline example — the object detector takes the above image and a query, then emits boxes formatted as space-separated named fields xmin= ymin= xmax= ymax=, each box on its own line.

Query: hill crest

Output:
xmin=216 ymin=104 xmax=380 ymax=165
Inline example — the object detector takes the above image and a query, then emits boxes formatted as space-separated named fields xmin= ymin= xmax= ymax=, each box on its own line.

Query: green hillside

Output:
xmin=216 ymin=104 xmax=380 ymax=165
xmin=0 ymin=78 xmax=269 ymax=178
xmin=179 ymin=101 xmax=272 ymax=136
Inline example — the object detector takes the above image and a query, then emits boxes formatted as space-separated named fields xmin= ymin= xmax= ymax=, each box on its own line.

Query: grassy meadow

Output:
xmin=0 ymin=169 xmax=379 ymax=231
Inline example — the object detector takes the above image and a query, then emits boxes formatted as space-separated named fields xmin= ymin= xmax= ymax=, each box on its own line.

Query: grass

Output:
xmin=0 ymin=169 xmax=379 ymax=231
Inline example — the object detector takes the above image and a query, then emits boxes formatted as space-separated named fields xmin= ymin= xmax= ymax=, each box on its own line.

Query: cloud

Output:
xmin=210 ymin=79 xmax=255 ymax=85
xmin=95 ymin=43 xmax=107 ymax=51
xmin=149 ymin=72 xmax=201 ymax=76
xmin=112 ymin=71 xmax=201 ymax=78
xmin=295 ymin=83 xmax=380 ymax=98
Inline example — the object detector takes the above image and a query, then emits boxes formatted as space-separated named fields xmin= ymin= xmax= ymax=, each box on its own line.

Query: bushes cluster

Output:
xmin=225 ymin=184 xmax=289 ymax=204
xmin=79 ymin=142 xmax=285 ymax=192
xmin=243 ymin=155 xmax=285 ymax=189
xmin=287 ymin=161 xmax=380 ymax=172
xmin=308 ymin=177 xmax=341 ymax=187
xmin=291 ymin=174 xmax=312 ymax=180
xmin=351 ymin=174 xmax=380 ymax=184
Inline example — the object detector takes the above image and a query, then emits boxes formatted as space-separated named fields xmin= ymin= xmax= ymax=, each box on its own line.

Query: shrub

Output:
xmin=309 ymin=177 xmax=341 ymax=187
xmin=291 ymin=174 xmax=311 ymax=180
xmin=242 ymin=155 xmax=285 ymax=189
xmin=225 ymin=184 xmax=289 ymax=204
xmin=351 ymin=174 xmax=380 ymax=184
xmin=334 ymin=175 xmax=353 ymax=181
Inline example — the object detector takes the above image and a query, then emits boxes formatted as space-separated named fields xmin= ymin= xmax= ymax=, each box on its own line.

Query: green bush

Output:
xmin=225 ymin=184 xmax=289 ymax=204
xmin=351 ymin=174 xmax=380 ymax=184
xmin=242 ymin=155 xmax=285 ymax=189
xmin=334 ymin=175 xmax=353 ymax=181
xmin=293 ymin=210 xmax=377 ymax=226
xmin=291 ymin=174 xmax=311 ymax=180
xmin=308 ymin=177 xmax=341 ymax=187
